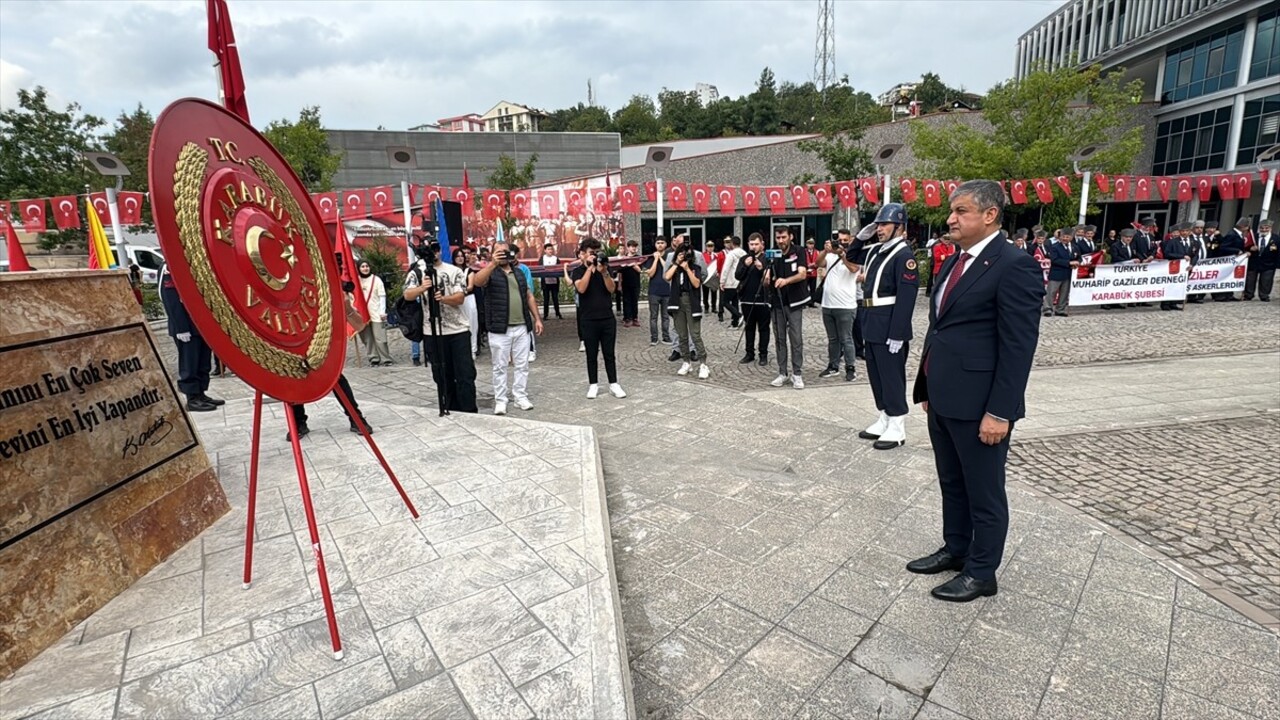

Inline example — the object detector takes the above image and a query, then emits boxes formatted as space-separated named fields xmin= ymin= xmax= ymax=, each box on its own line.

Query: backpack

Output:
xmin=393 ymin=265 xmax=424 ymax=342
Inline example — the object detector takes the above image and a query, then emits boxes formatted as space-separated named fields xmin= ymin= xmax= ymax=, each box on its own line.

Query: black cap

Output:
xmin=1141 ymin=217 xmax=1158 ymax=226
xmin=1084 ymin=225 xmax=1097 ymax=232
xmin=1235 ymin=217 xmax=1251 ymax=228
xmin=1205 ymin=221 xmax=1219 ymax=230
xmin=1120 ymin=229 xmax=1136 ymax=238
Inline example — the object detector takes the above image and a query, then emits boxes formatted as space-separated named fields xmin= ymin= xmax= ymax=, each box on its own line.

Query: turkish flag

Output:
xmin=1155 ymin=177 xmax=1173 ymax=202
xmin=369 ymin=186 xmax=396 ymax=217
xmin=899 ymin=178 xmax=918 ymax=203
xmin=942 ymin=179 xmax=960 ymax=198
xmin=17 ymin=199 xmax=46 ymax=232
xmin=482 ymin=190 xmax=506 ymax=220
xmin=691 ymin=184 xmax=712 ymax=213
xmin=1032 ymin=179 xmax=1054 ymax=204
xmin=644 ymin=181 xmax=657 ymax=202
xmin=1175 ymin=177 xmax=1193 ymax=203
xmin=342 ymin=189 xmax=367 ymax=218
xmin=1216 ymin=175 xmax=1236 ymax=200
xmin=742 ymin=186 xmax=762 ymax=215
xmin=1195 ymin=176 xmax=1213 ymax=202
xmin=1261 ymin=169 xmax=1271 ymax=185
xmin=591 ymin=187 xmax=612 ymax=214
xmin=790 ymin=185 xmax=811 ymax=209
xmin=811 ymin=184 xmax=833 ymax=211
xmin=312 ymin=192 xmax=337 ymax=222
xmin=1133 ymin=177 xmax=1151 ymax=201
xmin=1094 ymin=174 xmax=1110 ymax=194
xmin=1233 ymin=264 xmax=1247 ymax=279
xmin=923 ymin=181 xmax=942 ymax=207
xmin=857 ymin=177 xmax=879 ymax=205
xmin=618 ymin=185 xmax=640 ymax=214
xmin=565 ymin=187 xmax=587 ymax=215
xmin=509 ymin=189 xmax=531 ymax=219
xmin=765 ymin=186 xmax=787 ymax=213
xmin=716 ymin=186 xmax=736 ymax=214
xmin=834 ymin=181 xmax=857 ymax=209
xmin=51 ymin=196 xmax=81 ymax=230
xmin=538 ymin=189 xmax=560 ymax=218
xmin=1113 ymin=176 xmax=1130 ymax=201
xmin=451 ymin=187 xmax=475 ymax=215
xmin=424 ymin=186 xmax=444 ymax=206
xmin=118 ymin=191 xmax=145 ymax=225
xmin=88 ymin=192 xmax=110 ymax=221
xmin=1010 ymin=180 xmax=1028 ymax=204
xmin=1234 ymin=173 xmax=1253 ymax=199
xmin=1168 ymin=259 xmax=1182 ymax=275
xmin=1053 ymin=176 xmax=1073 ymax=197
xmin=207 ymin=0 xmax=250 ymax=122
xmin=666 ymin=183 xmax=688 ymax=210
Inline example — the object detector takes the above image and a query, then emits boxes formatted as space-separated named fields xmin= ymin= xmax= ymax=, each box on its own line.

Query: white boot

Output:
xmin=859 ymin=411 xmax=889 ymax=440
xmin=873 ymin=415 xmax=906 ymax=450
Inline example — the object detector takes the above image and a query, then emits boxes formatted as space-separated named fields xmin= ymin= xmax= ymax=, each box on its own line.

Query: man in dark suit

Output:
xmin=1102 ymin=229 xmax=1139 ymax=310
xmin=1213 ymin=217 xmax=1250 ymax=301
xmin=1160 ymin=223 xmax=1192 ymax=311
xmin=1245 ymin=219 xmax=1275 ymax=301
xmin=1043 ymin=231 xmax=1077 ymax=317
xmin=158 ymin=264 xmax=224 ymax=412
xmin=907 ymin=180 xmax=1044 ymax=603
xmin=1133 ymin=217 xmax=1159 ymax=262
xmin=1188 ymin=222 xmax=1215 ymax=304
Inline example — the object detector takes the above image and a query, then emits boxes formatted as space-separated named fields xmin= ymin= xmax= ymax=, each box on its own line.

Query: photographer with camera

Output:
xmin=403 ymin=240 xmax=477 ymax=413
xmin=571 ymin=238 xmax=627 ymax=399
xmin=734 ymin=233 xmax=771 ymax=365
xmin=469 ymin=239 xmax=543 ymax=415
xmin=664 ymin=237 xmax=711 ymax=379
xmin=664 ymin=234 xmax=707 ymax=362
xmin=766 ymin=226 xmax=810 ymax=389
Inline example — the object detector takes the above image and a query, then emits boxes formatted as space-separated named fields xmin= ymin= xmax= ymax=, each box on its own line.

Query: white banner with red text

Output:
xmin=1068 ymin=259 xmax=1189 ymax=306
xmin=1185 ymin=255 xmax=1248 ymax=295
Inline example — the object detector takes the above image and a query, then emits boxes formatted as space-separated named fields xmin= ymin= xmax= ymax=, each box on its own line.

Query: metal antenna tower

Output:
xmin=813 ymin=0 xmax=836 ymax=95
xmin=587 ymin=79 xmax=595 ymax=107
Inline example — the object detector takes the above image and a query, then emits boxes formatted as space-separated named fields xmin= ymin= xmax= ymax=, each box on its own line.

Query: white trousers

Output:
xmin=490 ymin=325 xmax=531 ymax=403
xmin=462 ymin=295 xmax=479 ymax=356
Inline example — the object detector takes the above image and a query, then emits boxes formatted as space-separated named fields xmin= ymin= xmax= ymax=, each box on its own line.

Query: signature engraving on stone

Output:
xmin=121 ymin=416 xmax=174 ymax=459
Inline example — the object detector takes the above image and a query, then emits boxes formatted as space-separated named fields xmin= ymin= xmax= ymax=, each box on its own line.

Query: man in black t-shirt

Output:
xmin=618 ymin=240 xmax=642 ymax=326
xmin=766 ymin=226 xmax=810 ymax=388
xmin=571 ymin=238 xmax=627 ymax=399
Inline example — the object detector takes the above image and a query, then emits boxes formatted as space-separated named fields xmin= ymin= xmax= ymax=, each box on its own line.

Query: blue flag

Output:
xmin=434 ymin=198 xmax=453 ymax=265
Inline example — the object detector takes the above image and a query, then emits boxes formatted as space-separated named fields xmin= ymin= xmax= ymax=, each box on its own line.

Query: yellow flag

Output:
xmin=86 ymin=199 xmax=116 ymax=269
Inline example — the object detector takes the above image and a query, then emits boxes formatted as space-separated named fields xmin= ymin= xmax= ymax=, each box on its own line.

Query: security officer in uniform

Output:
xmin=158 ymin=263 xmax=224 ymax=412
xmin=856 ymin=203 xmax=919 ymax=450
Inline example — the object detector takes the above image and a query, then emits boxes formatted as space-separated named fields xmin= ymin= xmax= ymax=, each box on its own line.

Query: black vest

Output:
xmin=484 ymin=265 xmax=533 ymax=333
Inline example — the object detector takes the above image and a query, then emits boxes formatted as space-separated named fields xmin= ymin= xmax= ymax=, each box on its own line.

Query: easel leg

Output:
xmin=284 ymin=403 xmax=344 ymax=660
xmin=242 ymin=390 xmax=264 ymax=588
xmin=333 ymin=384 xmax=419 ymax=519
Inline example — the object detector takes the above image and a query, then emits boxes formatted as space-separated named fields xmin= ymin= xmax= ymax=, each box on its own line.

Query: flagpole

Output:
xmin=208 ymin=0 xmax=225 ymax=108
xmin=1077 ymin=171 xmax=1091 ymax=226
xmin=656 ymin=176 xmax=665 ymax=240
xmin=105 ymin=184 xmax=129 ymax=269
xmin=883 ymin=174 xmax=892 ymax=205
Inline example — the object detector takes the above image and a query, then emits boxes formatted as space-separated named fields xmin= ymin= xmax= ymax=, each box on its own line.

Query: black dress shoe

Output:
xmin=906 ymin=549 xmax=966 ymax=574
xmin=350 ymin=421 xmax=374 ymax=435
xmin=931 ymin=574 xmax=998 ymax=603
xmin=412 ymin=357 xmax=421 ymax=366
xmin=186 ymin=396 xmax=218 ymax=412
xmin=285 ymin=425 xmax=310 ymax=442
xmin=757 ymin=355 xmax=768 ymax=367
xmin=196 ymin=394 xmax=225 ymax=406
xmin=668 ymin=350 xmax=682 ymax=362
xmin=739 ymin=354 xmax=755 ymax=364
xmin=690 ymin=350 xmax=699 ymax=362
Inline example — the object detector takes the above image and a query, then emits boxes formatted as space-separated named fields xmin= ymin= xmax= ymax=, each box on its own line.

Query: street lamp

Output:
xmin=1257 ymin=144 xmax=1280 ymax=223
xmin=385 ymin=145 xmax=419 ymax=261
xmin=81 ymin=151 xmax=131 ymax=266
xmin=1071 ymin=145 xmax=1103 ymax=226
xmin=645 ymin=145 xmax=674 ymax=239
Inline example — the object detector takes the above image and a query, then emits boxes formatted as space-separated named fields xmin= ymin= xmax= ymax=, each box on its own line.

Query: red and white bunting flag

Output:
xmin=811 ymin=183 xmax=833 ymax=211
xmin=741 ymin=186 xmax=761 ymax=215
xmin=1195 ymin=176 xmax=1214 ymax=202
xmin=1094 ymin=174 xmax=1110 ymax=194
xmin=482 ymin=189 xmax=506 ymax=220
xmin=790 ymin=185 xmax=810 ymax=209
xmin=88 ymin=192 xmax=110 ymax=221
xmin=666 ymin=182 xmax=688 ymax=211
xmin=1261 ymin=169 xmax=1271 ymax=185
xmin=118 ymin=191 xmax=145 ymax=225
xmin=565 ymin=187 xmax=586 ymax=215
xmin=643 ymin=181 xmax=657 ymax=202
xmin=1032 ymin=179 xmax=1054 ymax=204
xmin=591 ymin=187 xmax=612 ymax=214
xmin=942 ymin=179 xmax=960 ymax=197
xmin=408 ymin=183 xmax=423 ymax=207
xmin=509 ymin=189 xmax=531 ymax=219
xmin=51 ymin=195 xmax=81 ymax=230
xmin=1234 ymin=172 xmax=1254 ymax=199
xmin=1155 ymin=177 xmax=1173 ymax=202
xmin=342 ymin=189 xmax=367 ymax=218
xmin=1134 ymin=177 xmax=1151 ymax=201
xmin=922 ymin=181 xmax=942 ymax=207
xmin=425 ymin=186 xmax=444 ymax=206
xmin=1216 ymin=174 xmax=1235 ymax=200
xmin=857 ymin=177 xmax=879 ymax=205
xmin=17 ymin=199 xmax=46 ymax=232
xmin=369 ymin=185 xmax=396 ymax=217
xmin=313 ymin=191 xmax=338 ymax=222
xmin=1112 ymin=176 xmax=1130 ymax=201
xmin=833 ymin=181 xmax=857 ymax=209
xmin=618 ymin=185 xmax=641 ymax=214
xmin=716 ymin=186 xmax=736 ymax=214
xmin=765 ymin=186 xmax=787 ymax=213
xmin=1053 ymin=176 xmax=1073 ymax=197
xmin=691 ymin=184 xmax=711 ymax=214
xmin=537 ymin=189 xmax=560 ymax=217
xmin=1010 ymin=180 xmax=1028 ymax=204
xmin=451 ymin=186 xmax=474 ymax=215
xmin=899 ymin=178 xmax=918 ymax=203
xmin=1175 ymin=177 xmax=1193 ymax=203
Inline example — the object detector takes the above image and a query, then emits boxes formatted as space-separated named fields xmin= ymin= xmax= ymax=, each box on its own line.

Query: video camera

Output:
xmin=763 ymin=248 xmax=783 ymax=261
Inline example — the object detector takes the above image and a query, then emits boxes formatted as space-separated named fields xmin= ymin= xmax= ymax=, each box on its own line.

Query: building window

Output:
xmin=1251 ymin=9 xmax=1280 ymax=81
xmin=1237 ymin=93 xmax=1280 ymax=166
xmin=1153 ymin=106 xmax=1232 ymax=174
xmin=1162 ymin=24 xmax=1245 ymax=104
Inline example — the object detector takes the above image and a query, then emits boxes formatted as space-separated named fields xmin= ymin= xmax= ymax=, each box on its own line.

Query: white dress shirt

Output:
xmin=935 ymin=230 xmax=1000 ymax=313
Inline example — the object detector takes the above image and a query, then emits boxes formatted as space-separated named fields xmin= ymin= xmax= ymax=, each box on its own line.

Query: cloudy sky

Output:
xmin=1 ymin=0 xmax=1065 ymax=131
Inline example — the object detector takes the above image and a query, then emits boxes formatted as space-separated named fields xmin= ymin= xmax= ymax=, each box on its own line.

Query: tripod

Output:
xmin=424 ymin=266 xmax=455 ymax=416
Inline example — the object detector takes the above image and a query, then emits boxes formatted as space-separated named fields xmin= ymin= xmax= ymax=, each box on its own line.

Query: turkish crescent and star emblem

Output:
xmin=148 ymin=98 xmax=345 ymax=405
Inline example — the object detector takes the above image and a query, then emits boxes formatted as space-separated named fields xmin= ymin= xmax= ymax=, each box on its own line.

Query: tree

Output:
xmin=612 ymin=95 xmax=664 ymax=145
xmin=907 ymin=63 xmax=1144 ymax=228
xmin=262 ymin=106 xmax=343 ymax=192
xmin=0 ymin=86 xmax=105 ymax=249
xmin=745 ymin=67 xmax=781 ymax=135
xmin=794 ymin=80 xmax=885 ymax=187
xmin=543 ymin=103 xmax=612 ymax=133
xmin=486 ymin=153 xmax=538 ymax=190
xmin=658 ymin=89 xmax=705 ymax=139
xmin=914 ymin=73 xmax=978 ymax=114
xmin=103 ymin=103 xmax=155 ymax=229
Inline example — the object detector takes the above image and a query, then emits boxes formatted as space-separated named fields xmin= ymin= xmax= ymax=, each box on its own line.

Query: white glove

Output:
xmin=175 ymin=332 xmax=191 ymax=343
xmin=887 ymin=339 xmax=903 ymax=354
xmin=856 ymin=223 xmax=877 ymax=241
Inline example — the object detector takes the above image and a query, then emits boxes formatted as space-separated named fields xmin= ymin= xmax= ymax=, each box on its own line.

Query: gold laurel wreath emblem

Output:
xmin=172 ymin=142 xmax=334 ymax=378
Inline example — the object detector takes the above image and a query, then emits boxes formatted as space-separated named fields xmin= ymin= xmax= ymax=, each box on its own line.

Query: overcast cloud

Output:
xmin=0 ymin=0 xmax=1066 ymax=131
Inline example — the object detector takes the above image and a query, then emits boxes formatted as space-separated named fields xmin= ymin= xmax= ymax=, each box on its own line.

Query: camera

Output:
xmin=764 ymin=248 xmax=783 ymax=261
xmin=417 ymin=240 xmax=438 ymax=265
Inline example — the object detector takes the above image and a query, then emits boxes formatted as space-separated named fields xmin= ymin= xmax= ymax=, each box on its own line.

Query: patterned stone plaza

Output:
xmin=1 ymin=299 xmax=1277 ymax=719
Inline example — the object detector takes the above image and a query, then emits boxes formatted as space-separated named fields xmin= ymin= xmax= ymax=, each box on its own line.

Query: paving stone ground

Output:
xmin=4 ymin=295 xmax=1278 ymax=719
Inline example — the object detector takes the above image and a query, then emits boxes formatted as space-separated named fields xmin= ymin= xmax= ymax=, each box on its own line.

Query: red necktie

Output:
xmin=938 ymin=252 xmax=971 ymax=312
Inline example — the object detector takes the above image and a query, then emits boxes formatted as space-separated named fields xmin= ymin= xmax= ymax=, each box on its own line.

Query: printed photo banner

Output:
xmin=1185 ymin=255 xmax=1248 ymax=295
xmin=1068 ymin=259 xmax=1189 ymax=306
